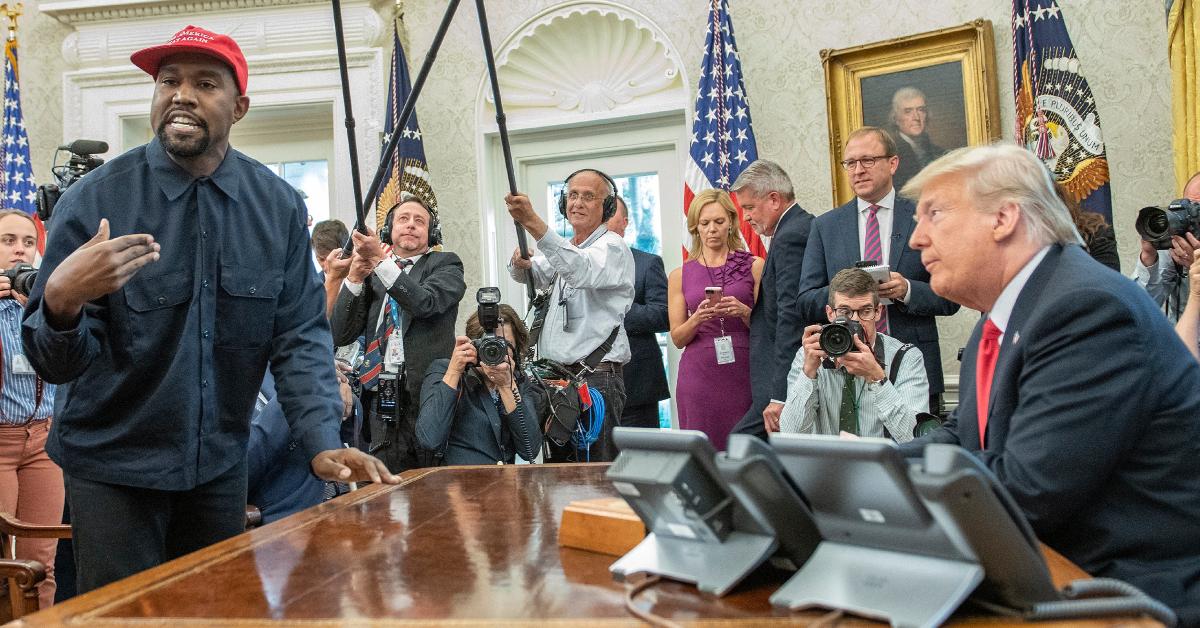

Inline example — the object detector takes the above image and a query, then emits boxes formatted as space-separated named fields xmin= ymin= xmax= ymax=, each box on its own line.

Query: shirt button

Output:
xmin=201 ymin=231 xmax=208 ymax=239
xmin=201 ymin=379 xmax=209 ymax=388
xmin=202 ymin=330 xmax=210 ymax=338
xmin=157 ymin=296 xmax=166 ymax=305
xmin=202 ymin=280 xmax=209 ymax=288
xmin=248 ymin=287 xmax=256 ymax=295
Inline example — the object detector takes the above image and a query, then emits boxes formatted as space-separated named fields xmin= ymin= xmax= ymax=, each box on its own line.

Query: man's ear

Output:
xmin=233 ymin=95 xmax=250 ymax=123
xmin=825 ymin=304 xmax=835 ymax=322
xmin=992 ymin=201 xmax=1023 ymax=242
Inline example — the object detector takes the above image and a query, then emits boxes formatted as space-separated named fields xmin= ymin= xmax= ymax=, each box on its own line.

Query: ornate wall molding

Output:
xmin=482 ymin=1 xmax=686 ymax=129
xmin=54 ymin=1 xmax=386 ymax=68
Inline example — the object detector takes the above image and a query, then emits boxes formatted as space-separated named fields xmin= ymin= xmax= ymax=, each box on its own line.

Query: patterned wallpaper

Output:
xmin=20 ymin=0 xmax=1174 ymax=391
xmin=395 ymin=0 xmax=1173 ymax=391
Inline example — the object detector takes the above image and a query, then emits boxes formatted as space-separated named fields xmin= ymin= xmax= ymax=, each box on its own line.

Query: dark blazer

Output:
xmin=330 ymin=251 xmax=466 ymax=406
xmin=622 ymin=249 xmax=670 ymax=407
xmin=890 ymin=128 xmax=945 ymax=193
xmin=796 ymin=196 xmax=959 ymax=393
xmin=247 ymin=370 xmax=325 ymax=524
xmin=731 ymin=203 xmax=814 ymax=438
xmin=415 ymin=359 xmax=541 ymax=465
xmin=901 ymin=245 xmax=1200 ymax=621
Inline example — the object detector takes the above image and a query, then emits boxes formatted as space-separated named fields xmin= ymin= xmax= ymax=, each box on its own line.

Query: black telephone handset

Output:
xmin=911 ymin=444 xmax=1178 ymax=626
xmin=717 ymin=435 xmax=821 ymax=570
xmin=911 ymin=444 xmax=1059 ymax=608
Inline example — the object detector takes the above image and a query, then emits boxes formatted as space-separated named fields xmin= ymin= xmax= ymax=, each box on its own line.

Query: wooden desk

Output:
xmin=11 ymin=464 xmax=1156 ymax=627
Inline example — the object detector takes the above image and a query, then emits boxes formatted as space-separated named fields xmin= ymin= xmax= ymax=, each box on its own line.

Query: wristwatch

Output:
xmin=868 ymin=375 xmax=887 ymax=388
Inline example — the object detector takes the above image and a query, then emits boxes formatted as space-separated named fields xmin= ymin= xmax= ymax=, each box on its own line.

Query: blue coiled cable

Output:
xmin=572 ymin=387 xmax=606 ymax=462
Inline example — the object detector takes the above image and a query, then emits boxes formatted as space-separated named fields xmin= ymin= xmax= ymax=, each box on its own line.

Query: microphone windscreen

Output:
xmin=63 ymin=139 xmax=109 ymax=155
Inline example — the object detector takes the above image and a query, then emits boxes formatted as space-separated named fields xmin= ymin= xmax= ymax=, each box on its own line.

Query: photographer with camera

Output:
xmin=415 ymin=293 xmax=540 ymax=465
xmin=1133 ymin=171 xmax=1200 ymax=321
xmin=779 ymin=267 xmax=928 ymax=442
xmin=0 ymin=210 xmax=62 ymax=609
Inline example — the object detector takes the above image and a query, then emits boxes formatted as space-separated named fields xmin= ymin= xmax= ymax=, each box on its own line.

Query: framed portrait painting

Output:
xmin=822 ymin=21 xmax=1001 ymax=206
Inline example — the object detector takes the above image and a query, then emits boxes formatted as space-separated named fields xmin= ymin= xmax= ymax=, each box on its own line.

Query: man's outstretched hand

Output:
xmin=43 ymin=219 xmax=160 ymax=329
xmin=311 ymin=447 xmax=399 ymax=484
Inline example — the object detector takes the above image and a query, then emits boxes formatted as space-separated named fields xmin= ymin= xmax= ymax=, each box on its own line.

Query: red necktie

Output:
xmin=863 ymin=204 xmax=889 ymax=334
xmin=974 ymin=319 xmax=1002 ymax=448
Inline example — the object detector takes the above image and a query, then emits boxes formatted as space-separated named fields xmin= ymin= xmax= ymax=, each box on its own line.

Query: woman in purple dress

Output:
xmin=668 ymin=189 xmax=764 ymax=450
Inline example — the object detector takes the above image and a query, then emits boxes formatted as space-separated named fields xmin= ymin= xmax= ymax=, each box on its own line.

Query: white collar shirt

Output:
xmin=508 ymin=226 xmax=634 ymax=364
xmin=987 ymin=246 xmax=1051 ymax=344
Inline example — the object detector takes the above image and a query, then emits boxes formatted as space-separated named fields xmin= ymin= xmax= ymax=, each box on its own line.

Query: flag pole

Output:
xmin=2 ymin=3 xmax=21 ymax=42
xmin=473 ymin=0 xmax=533 ymax=306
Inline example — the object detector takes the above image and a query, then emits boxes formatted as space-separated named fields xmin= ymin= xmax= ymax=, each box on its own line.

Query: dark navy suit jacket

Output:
xmin=797 ymin=195 xmax=959 ymax=393
xmin=247 ymin=370 xmax=326 ymax=525
xmin=622 ymin=248 xmax=670 ymax=407
xmin=902 ymin=245 xmax=1200 ymax=621
xmin=731 ymin=203 xmax=814 ymax=438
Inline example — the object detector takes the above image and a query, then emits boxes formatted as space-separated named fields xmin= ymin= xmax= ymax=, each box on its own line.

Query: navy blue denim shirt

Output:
xmin=22 ymin=137 xmax=342 ymax=490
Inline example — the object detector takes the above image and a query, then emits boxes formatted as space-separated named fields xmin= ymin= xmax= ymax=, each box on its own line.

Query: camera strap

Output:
xmin=578 ymin=326 xmax=621 ymax=372
xmin=526 ymin=288 xmax=552 ymax=350
xmin=871 ymin=335 xmax=913 ymax=386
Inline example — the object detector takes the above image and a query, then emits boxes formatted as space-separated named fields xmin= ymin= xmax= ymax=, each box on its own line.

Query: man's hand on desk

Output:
xmin=311 ymin=447 xmax=399 ymax=484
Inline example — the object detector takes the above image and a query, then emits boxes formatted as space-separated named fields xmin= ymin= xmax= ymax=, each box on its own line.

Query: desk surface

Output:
xmin=14 ymin=464 xmax=1156 ymax=627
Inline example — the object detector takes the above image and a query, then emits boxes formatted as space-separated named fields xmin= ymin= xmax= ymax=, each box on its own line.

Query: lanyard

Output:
xmin=0 ymin=338 xmax=44 ymax=425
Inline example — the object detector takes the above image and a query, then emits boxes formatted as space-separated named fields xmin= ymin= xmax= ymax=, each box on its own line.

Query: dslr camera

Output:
xmin=1135 ymin=199 xmax=1200 ymax=250
xmin=473 ymin=287 xmax=509 ymax=366
xmin=819 ymin=317 xmax=867 ymax=358
xmin=1 ymin=263 xmax=37 ymax=298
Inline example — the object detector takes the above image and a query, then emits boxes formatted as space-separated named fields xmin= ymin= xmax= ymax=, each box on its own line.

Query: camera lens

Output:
xmin=819 ymin=323 xmax=853 ymax=357
xmin=476 ymin=336 xmax=509 ymax=366
xmin=1136 ymin=206 xmax=1175 ymax=242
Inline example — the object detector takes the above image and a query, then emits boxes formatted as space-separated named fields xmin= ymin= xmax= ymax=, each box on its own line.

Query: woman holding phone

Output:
xmin=668 ymin=189 xmax=764 ymax=449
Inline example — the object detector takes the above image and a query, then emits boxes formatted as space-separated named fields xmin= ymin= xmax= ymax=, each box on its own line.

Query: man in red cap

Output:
xmin=21 ymin=25 xmax=398 ymax=594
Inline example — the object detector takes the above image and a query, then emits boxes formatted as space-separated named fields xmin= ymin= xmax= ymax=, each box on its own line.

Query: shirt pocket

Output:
xmin=123 ymin=269 xmax=193 ymax=359
xmin=217 ymin=264 xmax=282 ymax=348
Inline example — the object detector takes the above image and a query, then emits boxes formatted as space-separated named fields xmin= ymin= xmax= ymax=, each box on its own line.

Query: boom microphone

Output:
xmin=61 ymin=139 xmax=108 ymax=155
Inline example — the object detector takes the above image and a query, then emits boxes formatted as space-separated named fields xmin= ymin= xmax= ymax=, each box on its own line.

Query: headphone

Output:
xmin=558 ymin=168 xmax=618 ymax=223
xmin=379 ymin=195 xmax=443 ymax=249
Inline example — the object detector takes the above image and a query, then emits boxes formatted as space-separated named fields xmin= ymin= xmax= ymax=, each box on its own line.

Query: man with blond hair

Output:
xmin=900 ymin=142 xmax=1200 ymax=621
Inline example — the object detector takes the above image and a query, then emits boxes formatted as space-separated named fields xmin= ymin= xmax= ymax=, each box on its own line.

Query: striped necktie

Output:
xmin=864 ymin=204 xmax=889 ymax=334
xmin=359 ymin=258 xmax=413 ymax=390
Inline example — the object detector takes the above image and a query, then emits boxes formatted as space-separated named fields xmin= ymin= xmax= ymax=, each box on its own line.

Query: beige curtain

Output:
xmin=1170 ymin=0 xmax=1200 ymax=188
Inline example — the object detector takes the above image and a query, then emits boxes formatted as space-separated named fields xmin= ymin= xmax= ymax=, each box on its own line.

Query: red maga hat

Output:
xmin=130 ymin=25 xmax=248 ymax=94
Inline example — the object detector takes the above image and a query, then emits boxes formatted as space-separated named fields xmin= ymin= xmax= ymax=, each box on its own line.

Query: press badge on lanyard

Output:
xmin=10 ymin=353 xmax=35 ymax=375
xmin=383 ymin=299 xmax=405 ymax=372
xmin=714 ymin=318 xmax=735 ymax=365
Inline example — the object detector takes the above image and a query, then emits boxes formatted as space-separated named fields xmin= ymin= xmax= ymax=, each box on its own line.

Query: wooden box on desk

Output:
xmin=558 ymin=497 xmax=645 ymax=556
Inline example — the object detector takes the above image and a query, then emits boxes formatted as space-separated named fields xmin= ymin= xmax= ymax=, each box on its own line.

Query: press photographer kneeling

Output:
xmin=415 ymin=289 xmax=541 ymax=465
xmin=778 ymin=267 xmax=929 ymax=441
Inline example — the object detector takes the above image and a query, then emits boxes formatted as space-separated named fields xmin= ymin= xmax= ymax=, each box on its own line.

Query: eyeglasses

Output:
xmin=833 ymin=306 xmax=879 ymax=321
xmin=840 ymin=155 xmax=892 ymax=171
xmin=567 ymin=191 xmax=601 ymax=204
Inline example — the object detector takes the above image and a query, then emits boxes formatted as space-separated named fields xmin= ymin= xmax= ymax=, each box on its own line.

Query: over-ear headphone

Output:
xmin=558 ymin=168 xmax=618 ymax=223
xmin=379 ymin=195 xmax=443 ymax=250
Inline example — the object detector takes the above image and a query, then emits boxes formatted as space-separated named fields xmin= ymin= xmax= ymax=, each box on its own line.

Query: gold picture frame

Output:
xmin=822 ymin=20 xmax=1001 ymax=206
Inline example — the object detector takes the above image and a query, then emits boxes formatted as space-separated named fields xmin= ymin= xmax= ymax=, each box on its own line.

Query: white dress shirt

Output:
xmin=988 ymin=246 xmax=1051 ymax=342
xmin=509 ymin=226 xmax=634 ymax=364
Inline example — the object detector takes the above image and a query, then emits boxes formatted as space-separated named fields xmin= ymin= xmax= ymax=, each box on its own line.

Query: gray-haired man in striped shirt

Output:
xmin=779 ymin=267 xmax=928 ymax=441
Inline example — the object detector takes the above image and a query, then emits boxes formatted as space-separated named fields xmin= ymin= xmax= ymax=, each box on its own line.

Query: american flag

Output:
xmin=0 ymin=35 xmax=42 ymax=250
xmin=684 ymin=0 xmax=764 ymax=258
xmin=374 ymin=23 xmax=438 ymax=234
xmin=1012 ymin=0 xmax=1112 ymax=221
